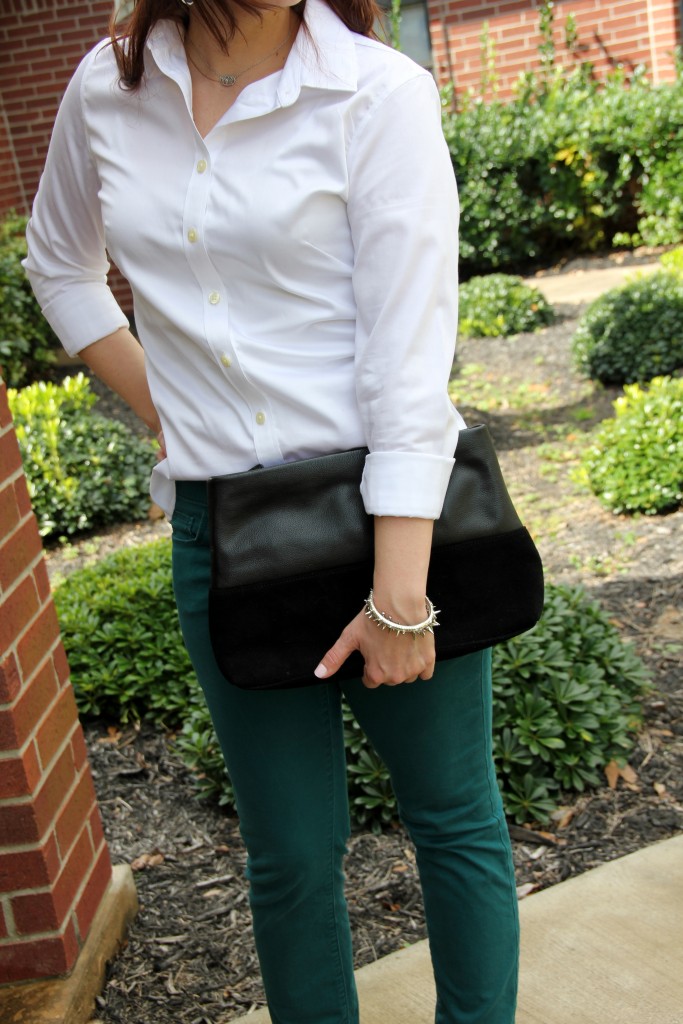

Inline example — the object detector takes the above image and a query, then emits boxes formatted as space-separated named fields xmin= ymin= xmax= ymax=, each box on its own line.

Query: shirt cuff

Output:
xmin=360 ymin=451 xmax=455 ymax=519
xmin=39 ymin=282 xmax=130 ymax=356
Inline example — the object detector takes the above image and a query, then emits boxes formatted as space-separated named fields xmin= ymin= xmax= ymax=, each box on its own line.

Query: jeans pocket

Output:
xmin=170 ymin=506 xmax=204 ymax=544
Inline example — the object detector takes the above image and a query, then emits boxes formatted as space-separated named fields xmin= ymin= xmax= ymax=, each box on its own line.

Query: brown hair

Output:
xmin=110 ymin=1 xmax=383 ymax=89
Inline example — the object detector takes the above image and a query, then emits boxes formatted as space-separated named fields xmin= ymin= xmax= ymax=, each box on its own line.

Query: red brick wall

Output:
xmin=0 ymin=375 xmax=113 ymax=985
xmin=0 ymin=0 xmax=131 ymax=311
xmin=428 ymin=0 xmax=682 ymax=97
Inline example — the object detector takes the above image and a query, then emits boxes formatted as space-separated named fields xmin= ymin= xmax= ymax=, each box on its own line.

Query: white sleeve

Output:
xmin=23 ymin=49 xmax=129 ymax=356
xmin=348 ymin=71 xmax=463 ymax=519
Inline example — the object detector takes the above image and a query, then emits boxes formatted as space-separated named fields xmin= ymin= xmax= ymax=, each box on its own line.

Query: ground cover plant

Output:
xmin=8 ymin=373 xmax=154 ymax=538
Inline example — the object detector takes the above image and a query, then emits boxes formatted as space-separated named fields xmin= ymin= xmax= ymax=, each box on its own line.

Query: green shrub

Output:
xmin=58 ymin=541 xmax=649 ymax=826
xmin=577 ymin=376 xmax=683 ymax=515
xmin=0 ymin=211 xmax=60 ymax=387
xmin=571 ymin=271 xmax=683 ymax=384
xmin=54 ymin=539 xmax=198 ymax=721
xmin=661 ymin=246 xmax=683 ymax=275
xmin=8 ymin=373 xmax=154 ymax=538
xmin=458 ymin=274 xmax=555 ymax=337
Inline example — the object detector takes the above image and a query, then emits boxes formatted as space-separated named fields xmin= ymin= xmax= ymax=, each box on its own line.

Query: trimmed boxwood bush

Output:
xmin=578 ymin=376 xmax=683 ymax=516
xmin=8 ymin=373 xmax=154 ymax=538
xmin=458 ymin=274 xmax=555 ymax=337
xmin=571 ymin=271 xmax=683 ymax=385
xmin=57 ymin=542 xmax=650 ymax=826
xmin=0 ymin=211 xmax=60 ymax=387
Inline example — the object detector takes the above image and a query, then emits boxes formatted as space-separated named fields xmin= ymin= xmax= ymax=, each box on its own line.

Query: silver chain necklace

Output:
xmin=184 ymin=26 xmax=294 ymax=88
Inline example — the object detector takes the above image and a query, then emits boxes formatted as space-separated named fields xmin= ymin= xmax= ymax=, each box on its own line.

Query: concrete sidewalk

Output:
xmin=234 ymin=833 xmax=683 ymax=1024
xmin=523 ymin=261 xmax=660 ymax=306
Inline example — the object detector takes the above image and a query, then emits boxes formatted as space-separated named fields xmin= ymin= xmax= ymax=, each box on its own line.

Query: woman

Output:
xmin=24 ymin=1 xmax=519 ymax=1020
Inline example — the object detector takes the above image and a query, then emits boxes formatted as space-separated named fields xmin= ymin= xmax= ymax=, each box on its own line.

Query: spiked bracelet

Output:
xmin=363 ymin=590 xmax=440 ymax=638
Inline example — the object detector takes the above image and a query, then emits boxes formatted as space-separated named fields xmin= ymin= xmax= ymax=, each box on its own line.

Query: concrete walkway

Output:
xmin=523 ymin=261 xmax=660 ymax=306
xmin=234 ymin=834 xmax=683 ymax=1023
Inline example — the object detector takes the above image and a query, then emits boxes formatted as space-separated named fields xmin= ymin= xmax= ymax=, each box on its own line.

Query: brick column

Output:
xmin=0 ymin=373 xmax=112 ymax=985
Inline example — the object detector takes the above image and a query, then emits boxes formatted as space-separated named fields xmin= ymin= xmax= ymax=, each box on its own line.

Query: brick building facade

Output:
xmin=428 ymin=0 xmax=682 ymax=97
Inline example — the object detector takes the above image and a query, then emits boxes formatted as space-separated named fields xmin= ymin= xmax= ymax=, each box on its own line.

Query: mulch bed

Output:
xmin=42 ymin=252 xmax=682 ymax=1023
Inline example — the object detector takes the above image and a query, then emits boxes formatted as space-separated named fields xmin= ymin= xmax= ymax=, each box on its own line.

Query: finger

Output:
xmin=314 ymin=627 xmax=358 ymax=679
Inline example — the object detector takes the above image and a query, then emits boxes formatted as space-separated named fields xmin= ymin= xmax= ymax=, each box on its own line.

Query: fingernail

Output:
xmin=314 ymin=663 xmax=328 ymax=678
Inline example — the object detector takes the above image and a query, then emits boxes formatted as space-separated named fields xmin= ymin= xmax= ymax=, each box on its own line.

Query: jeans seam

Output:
xmin=323 ymin=684 xmax=355 ymax=1024
xmin=478 ymin=651 xmax=521 ymax=1003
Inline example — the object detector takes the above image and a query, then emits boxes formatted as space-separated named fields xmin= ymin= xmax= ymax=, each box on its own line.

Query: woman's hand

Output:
xmin=155 ymin=429 xmax=167 ymax=461
xmin=314 ymin=604 xmax=435 ymax=688
xmin=314 ymin=514 xmax=436 ymax=688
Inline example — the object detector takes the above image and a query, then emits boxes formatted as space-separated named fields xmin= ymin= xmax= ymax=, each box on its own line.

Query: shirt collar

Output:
xmin=277 ymin=0 xmax=358 ymax=107
xmin=145 ymin=0 xmax=358 ymax=108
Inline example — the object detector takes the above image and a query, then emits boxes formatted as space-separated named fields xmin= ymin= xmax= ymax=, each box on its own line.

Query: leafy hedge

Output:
xmin=0 ymin=211 xmax=59 ymax=387
xmin=443 ymin=10 xmax=683 ymax=273
xmin=8 ymin=373 xmax=154 ymax=538
xmin=56 ymin=542 xmax=650 ymax=826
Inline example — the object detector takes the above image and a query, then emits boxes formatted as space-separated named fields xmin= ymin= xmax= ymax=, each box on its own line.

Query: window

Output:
xmin=378 ymin=1 xmax=433 ymax=71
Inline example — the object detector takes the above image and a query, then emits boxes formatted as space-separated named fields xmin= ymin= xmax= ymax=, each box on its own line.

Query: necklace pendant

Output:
xmin=218 ymin=73 xmax=237 ymax=87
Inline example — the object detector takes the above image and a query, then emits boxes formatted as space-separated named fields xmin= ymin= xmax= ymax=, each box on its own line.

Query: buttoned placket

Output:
xmin=179 ymin=89 xmax=285 ymax=469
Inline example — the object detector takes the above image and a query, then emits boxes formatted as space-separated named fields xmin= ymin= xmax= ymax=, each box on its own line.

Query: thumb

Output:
xmin=314 ymin=626 xmax=359 ymax=679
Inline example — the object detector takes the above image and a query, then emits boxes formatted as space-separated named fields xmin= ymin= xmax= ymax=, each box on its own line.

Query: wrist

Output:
xmin=364 ymin=590 xmax=439 ymax=638
xmin=369 ymin=587 xmax=430 ymax=626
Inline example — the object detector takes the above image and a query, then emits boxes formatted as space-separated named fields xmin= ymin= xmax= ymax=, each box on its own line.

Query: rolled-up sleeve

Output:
xmin=23 ymin=50 xmax=129 ymax=356
xmin=348 ymin=71 xmax=464 ymax=519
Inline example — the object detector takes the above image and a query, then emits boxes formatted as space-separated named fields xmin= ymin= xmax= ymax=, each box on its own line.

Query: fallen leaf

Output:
xmin=605 ymin=761 xmax=638 ymax=789
xmin=516 ymin=882 xmax=536 ymax=899
xmin=98 ymin=726 xmax=122 ymax=745
xmin=605 ymin=761 xmax=620 ymax=788
xmin=551 ymin=806 xmax=577 ymax=830
xmin=131 ymin=850 xmax=165 ymax=871
xmin=654 ymin=782 xmax=668 ymax=798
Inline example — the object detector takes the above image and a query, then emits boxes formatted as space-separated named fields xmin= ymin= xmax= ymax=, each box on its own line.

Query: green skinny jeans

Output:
xmin=171 ymin=481 xmax=519 ymax=1024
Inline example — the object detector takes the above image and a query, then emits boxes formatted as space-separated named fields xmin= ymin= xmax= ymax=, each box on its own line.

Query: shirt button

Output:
xmin=208 ymin=291 xmax=220 ymax=305
xmin=196 ymin=159 xmax=208 ymax=174
xmin=220 ymin=354 xmax=231 ymax=368
xmin=255 ymin=411 xmax=266 ymax=425
xmin=187 ymin=228 xmax=198 ymax=243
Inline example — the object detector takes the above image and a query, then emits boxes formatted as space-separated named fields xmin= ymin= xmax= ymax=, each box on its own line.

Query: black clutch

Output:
xmin=208 ymin=424 xmax=544 ymax=690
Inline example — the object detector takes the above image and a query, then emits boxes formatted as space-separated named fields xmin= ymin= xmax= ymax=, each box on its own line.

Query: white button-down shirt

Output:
xmin=24 ymin=0 xmax=465 ymax=518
